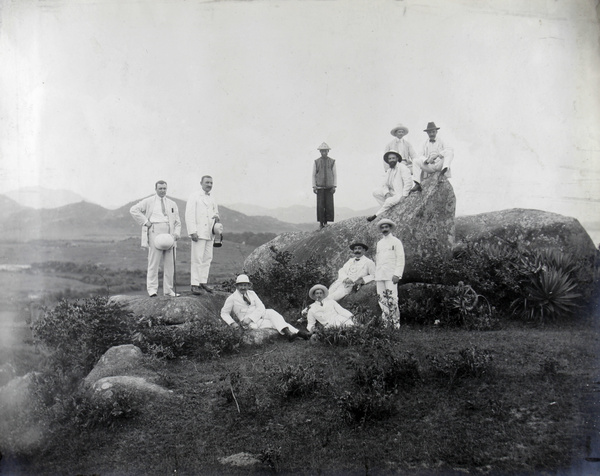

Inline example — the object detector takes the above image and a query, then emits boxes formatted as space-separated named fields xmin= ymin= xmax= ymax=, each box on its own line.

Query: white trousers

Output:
xmin=376 ymin=280 xmax=400 ymax=326
xmin=248 ymin=309 xmax=298 ymax=335
xmin=412 ymin=154 xmax=454 ymax=183
xmin=373 ymin=187 xmax=405 ymax=217
xmin=190 ymin=239 xmax=214 ymax=285
xmin=328 ymin=280 xmax=354 ymax=301
xmin=147 ymin=223 xmax=175 ymax=296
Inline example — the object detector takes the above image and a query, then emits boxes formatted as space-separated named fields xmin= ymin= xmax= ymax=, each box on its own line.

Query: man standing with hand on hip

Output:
xmin=185 ymin=175 xmax=220 ymax=295
xmin=130 ymin=180 xmax=181 ymax=297
xmin=374 ymin=218 xmax=404 ymax=328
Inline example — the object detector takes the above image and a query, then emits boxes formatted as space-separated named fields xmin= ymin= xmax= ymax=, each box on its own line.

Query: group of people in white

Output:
xmin=130 ymin=121 xmax=451 ymax=339
xmin=367 ymin=121 xmax=454 ymax=222
xmin=220 ymin=217 xmax=405 ymax=339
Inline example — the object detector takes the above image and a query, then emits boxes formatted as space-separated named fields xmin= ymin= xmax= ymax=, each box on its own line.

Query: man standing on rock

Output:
xmin=410 ymin=122 xmax=454 ymax=193
xmin=385 ymin=123 xmax=419 ymax=172
xmin=312 ymin=142 xmax=337 ymax=229
xmin=185 ymin=175 xmax=220 ymax=295
xmin=130 ymin=180 xmax=181 ymax=297
xmin=374 ymin=219 xmax=404 ymax=328
xmin=366 ymin=150 xmax=413 ymax=222
xmin=328 ymin=242 xmax=376 ymax=301
xmin=220 ymin=275 xmax=311 ymax=341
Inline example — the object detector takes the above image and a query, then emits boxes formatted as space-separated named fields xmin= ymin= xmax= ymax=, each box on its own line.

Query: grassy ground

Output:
xmin=6 ymin=322 xmax=599 ymax=475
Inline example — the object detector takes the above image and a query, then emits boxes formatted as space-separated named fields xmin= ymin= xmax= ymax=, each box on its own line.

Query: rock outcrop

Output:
xmin=110 ymin=294 xmax=227 ymax=325
xmin=245 ymin=171 xmax=456 ymax=282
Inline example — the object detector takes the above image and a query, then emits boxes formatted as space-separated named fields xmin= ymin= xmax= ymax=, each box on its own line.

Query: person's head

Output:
xmin=201 ymin=175 xmax=213 ymax=193
xmin=423 ymin=122 xmax=440 ymax=141
xmin=308 ymin=284 xmax=329 ymax=302
xmin=319 ymin=149 xmax=329 ymax=158
xmin=349 ymin=242 xmax=368 ymax=258
xmin=383 ymin=151 xmax=401 ymax=168
xmin=235 ymin=274 xmax=251 ymax=292
xmin=155 ymin=180 xmax=167 ymax=198
xmin=317 ymin=142 xmax=331 ymax=157
xmin=377 ymin=219 xmax=396 ymax=236
xmin=390 ymin=124 xmax=409 ymax=140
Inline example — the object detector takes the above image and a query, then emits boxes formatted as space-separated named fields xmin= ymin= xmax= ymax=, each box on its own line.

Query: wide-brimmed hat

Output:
xmin=317 ymin=142 xmax=331 ymax=151
xmin=390 ymin=124 xmax=409 ymax=136
xmin=349 ymin=242 xmax=368 ymax=251
xmin=235 ymin=274 xmax=251 ymax=285
xmin=154 ymin=233 xmax=175 ymax=250
xmin=383 ymin=150 xmax=403 ymax=164
xmin=309 ymin=284 xmax=329 ymax=300
xmin=377 ymin=218 xmax=396 ymax=230
xmin=424 ymin=122 xmax=440 ymax=132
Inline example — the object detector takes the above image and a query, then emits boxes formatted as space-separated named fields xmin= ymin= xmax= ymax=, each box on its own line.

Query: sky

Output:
xmin=1 ymin=0 xmax=599 ymax=238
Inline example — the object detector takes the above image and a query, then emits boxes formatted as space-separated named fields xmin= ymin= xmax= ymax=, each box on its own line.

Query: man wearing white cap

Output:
xmin=328 ymin=243 xmax=376 ymax=302
xmin=312 ymin=142 xmax=337 ymax=229
xmin=366 ymin=150 xmax=413 ymax=222
xmin=185 ymin=175 xmax=221 ymax=295
xmin=374 ymin=219 xmax=404 ymax=327
xmin=384 ymin=124 xmax=419 ymax=172
xmin=221 ymin=275 xmax=311 ymax=341
xmin=410 ymin=122 xmax=454 ymax=193
xmin=306 ymin=284 xmax=354 ymax=333
xmin=130 ymin=180 xmax=181 ymax=297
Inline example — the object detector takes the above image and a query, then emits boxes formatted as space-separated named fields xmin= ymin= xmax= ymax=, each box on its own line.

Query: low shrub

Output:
xmin=336 ymin=383 xmax=397 ymax=425
xmin=428 ymin=347 xmax=494 ymax=385
xmin=271 ymin=363 xmax=326 ymax=399
xmin=69 ymin=388 xmax=145 ymax=429
xmin=220 ymin=371 xmax=274 ymax=417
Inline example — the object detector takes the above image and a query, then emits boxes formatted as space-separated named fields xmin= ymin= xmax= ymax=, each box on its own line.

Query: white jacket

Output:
xmin=334 ymin=256 xmax=376 ymax=284
xmin=185 ymin=191 xmax=219 ymax=240
xmin=220 ymin=290 xmax=266 ymax=327
xmin=130 ymin=195 xmax=181 ymax=248
xmin=375 ymin=234 xmax=405 ymax=281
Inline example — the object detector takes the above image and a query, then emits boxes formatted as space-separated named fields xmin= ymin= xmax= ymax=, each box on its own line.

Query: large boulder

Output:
xmin=83 ymin=344 xmax=160 ymax=387
xmin=245 ymin=172 xmax=456 ymax=282
xmin=110 ymin=294 xmax=226 ymax=325
xmin=90 ymin=376 xmax=172 ymax=400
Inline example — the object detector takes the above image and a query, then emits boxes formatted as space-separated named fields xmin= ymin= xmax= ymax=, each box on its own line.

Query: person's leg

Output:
xmin=373 ymin=187 xmax=387 ymax=206
xmin=190 ymin=240 xmax=201 ymax=287
xmin=325 ymin=188 xmax=334 ymax=223
xmin=328 ymin=281 xmax=352 ymax=302
xmin=162 ymin=247 xmax=174 ymax=295
xmin=375 ymin=193 xmax=403 ymax=217
xmin=146 ymin=245 xmax=160 ymax=296
xmin=198 ymin=239 xmax=214 ymax=284
xmin=260 ymin=309 xmax=299 ymax=334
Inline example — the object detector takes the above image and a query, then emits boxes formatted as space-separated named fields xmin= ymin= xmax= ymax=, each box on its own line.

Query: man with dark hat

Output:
xmin=312 ymin=142 xmax=337 ymax=229
xmin=385 ymin=123 xmax=419 ymax=172
xmin=410 ymin=122 xmax=454 ymax=193
xmin=366 ymin=149 xmax=413 ymax=222
xmin=220 ymin=275 xmax=311 ymax=341
xmin=130 ymin=180 xmax=181 ymax=297
xmin=328 ymin=242 xmax=376 ymax=301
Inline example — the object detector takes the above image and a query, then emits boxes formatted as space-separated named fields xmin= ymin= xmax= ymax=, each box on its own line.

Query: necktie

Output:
xmin=161 ymin=198 xmax=167 ymax=216
xmin=242 ymin=293 xmax=251 ymax=305
xmin=320 ymin=301 xmax=323 ymax=306
xmin=429 ymin=139 xmax=436 ymax=143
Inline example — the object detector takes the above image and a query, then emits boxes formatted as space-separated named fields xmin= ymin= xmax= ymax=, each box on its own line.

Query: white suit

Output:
xmin=384 ymin=138 xmax=419 ymax=171
xmin=372 ymin=163 xmax=413 ymax=217
xmin=375 ymin=233 xmax=405 ymax=325
xmin=328 ymin=256 xmax=376 ymax=301
xmin=220 ymin=290 xmax=299 ymax=335
xmin=412 ymin=137 xmax=454 ymax=183
xmin=185 ymin=191 xmax=219 ymax=285
xmin=306 ymin=299 xmax=354 ymax=332
xmin=130 ymin=195 xmax=181 ymax=296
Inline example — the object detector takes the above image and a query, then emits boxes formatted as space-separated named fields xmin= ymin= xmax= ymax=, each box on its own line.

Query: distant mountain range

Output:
xmin=5 ymin=187 xmax=89 ymax=209
xmin=0 ymin=195 xmax=314 ymax=242
xmin=224 ymin=203 xmax=378 ymax=224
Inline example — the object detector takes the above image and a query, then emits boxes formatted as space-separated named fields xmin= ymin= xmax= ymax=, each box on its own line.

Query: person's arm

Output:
xmin=185 ymin=194 xmax=197 ymax=236
xmin=306 ymin=307 xmax=317 ymax=333
xmin=172 ymin=201 xmax=181 ymax=239
xmin=361 ymin=259 xmax=376 ymax=284
xmin=220 ymin=296 xmax=237 ymax=326
xmin=130 ymin=197 xmax=150 ymax=226
xmin=312 ymin=161 xmax=317 ymax=190
xmin=332 ymin=161 xmax=337 ymax=189
xmin=393 ymin=239 xmax=405 ymax=282
xmin=213 ymin=199 xmax=220 ymax=222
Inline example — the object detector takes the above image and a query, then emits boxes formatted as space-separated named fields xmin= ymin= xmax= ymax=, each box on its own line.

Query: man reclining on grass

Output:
xmin=220 ymin=274 xmax=311 ymax=342
xmin=306 ymin=284 xmax=355 ymax=333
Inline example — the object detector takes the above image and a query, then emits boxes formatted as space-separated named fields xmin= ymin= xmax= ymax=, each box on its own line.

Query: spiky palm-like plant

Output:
xmin=511 ymin=267 xmax=580 ymax=323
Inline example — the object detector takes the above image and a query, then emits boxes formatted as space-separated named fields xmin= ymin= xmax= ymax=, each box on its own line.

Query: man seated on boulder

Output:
xmin=410 ymin=121 xmax=454 ymax=193
xmin=220 ymin=274 xmax=311 ymax=341
xmin=306 ymin=284 xmax=354 ymax=333
xmin=328 ymin=242 xmax=376 ymax=301
xmin=367 ymin=149 xmax=414 ymax=222
xmin=384 ymin=123 xmax=419 ymax=173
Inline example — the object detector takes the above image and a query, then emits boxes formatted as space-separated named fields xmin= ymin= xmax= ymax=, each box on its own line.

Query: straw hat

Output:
xmin=308 ymin=284 xmax=329 ymax=300
xmin=390 ymin=124 xmax=409 ymax=136
xmin=377 ymin=218 xmax=396 ymax=230
xmin=317 ymin=142 xmax=331 ymax=150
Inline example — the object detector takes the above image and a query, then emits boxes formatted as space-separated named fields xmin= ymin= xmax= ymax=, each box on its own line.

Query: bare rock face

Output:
xmin=91 ymin=376 xmax=172 ymax=399
xmin=83 ymin=344 xmax=160 ymax=387
xmin=110 ymin=294 xmax=226 ymax=325
xmin=244 ymin=172 xmax=456 ymax=282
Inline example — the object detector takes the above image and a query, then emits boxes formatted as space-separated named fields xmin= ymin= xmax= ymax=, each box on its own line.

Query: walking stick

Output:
xmin=173 ymin=244 xmax=177 ymax=296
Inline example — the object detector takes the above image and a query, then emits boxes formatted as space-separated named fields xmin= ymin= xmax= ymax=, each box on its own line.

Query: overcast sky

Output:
xmin=1 ymin=0 xmax=599 ymax=236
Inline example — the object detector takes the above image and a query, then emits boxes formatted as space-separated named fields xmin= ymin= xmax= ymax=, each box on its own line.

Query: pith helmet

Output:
xmin=309 ymin=284 xmax=329 ymax=300
xmin=390 ymin=124 xmax=409 ymax=136
xmin=317 ymin=142 xmax=331 ymax=151
xmin=235 ymin=274 xmax=251 ymax=285
xmin=154 ymin=233 xmax=175 ymax=250
xmin=383 ymin=150 xmax=403 ymax=163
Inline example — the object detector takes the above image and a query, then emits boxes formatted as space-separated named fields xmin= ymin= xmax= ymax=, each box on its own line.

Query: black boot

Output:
xmin=409 ymin=182 xmax=422 ymax=194
xmin=366 ymin=215 xmax=377 ymax=222
xmin=282 ymin=327 xmax=298 ymax=342
xmin=296 ymin=330 xmax=311 ymax=340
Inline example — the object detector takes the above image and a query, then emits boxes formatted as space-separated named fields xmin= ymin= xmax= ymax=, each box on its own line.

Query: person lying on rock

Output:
xmin=327 ymin=242 xmax=376 ymax=301
xmin=367 ymin=150 xmax=414 ymax=222
xmin=220 ymin=274 xmax=311 ymax=342
xmin=306 ymin=284 xmax=355 ymax=333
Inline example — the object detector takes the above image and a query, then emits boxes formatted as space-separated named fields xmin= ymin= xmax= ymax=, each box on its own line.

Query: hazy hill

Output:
xmin=0 ymin=195 xmax=313 ymax=242
xmin=225 ymin=203 xmax=378 ymax=223
xmin=5 ymin=186 xmax=90 ymax=209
